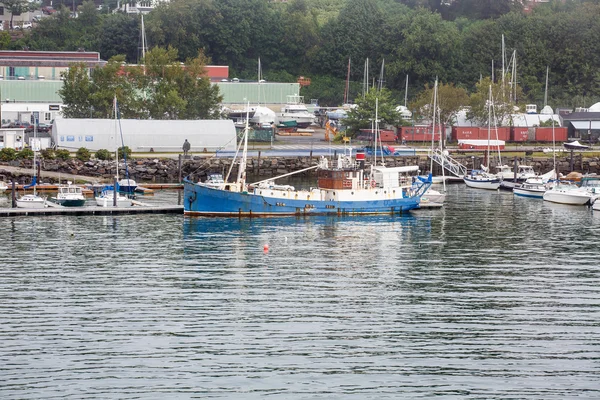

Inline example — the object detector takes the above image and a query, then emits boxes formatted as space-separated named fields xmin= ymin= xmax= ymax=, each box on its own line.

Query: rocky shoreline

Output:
xmin=0 ymin=152 xmax=595 ymax=184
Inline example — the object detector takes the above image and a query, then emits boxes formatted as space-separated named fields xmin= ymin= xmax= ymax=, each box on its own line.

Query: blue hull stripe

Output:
xmin=183 ymin=181 xmax=421 ymax=216
xmin=514 ymin=192 xmax=544 ymax=199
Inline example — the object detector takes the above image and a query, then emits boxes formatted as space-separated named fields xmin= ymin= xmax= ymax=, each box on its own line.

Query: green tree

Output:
xmin=0 ymin=32 xmax=11 ymax=50
xmin=76 ymin=147 xmax=91 ymax=161
xmin=58 ymin=63 xmax=94 ymax=118
xmin=467 ymin=76 xmax=523 ymax=126
xmin=55 ymin=149 xmax=71 ymax=160
xmin=95 ymin=149 xmax=112 ymax=160
xmin=17 ymin=148 xmax=34 ymax=160
xmin=343 ymin=88 xmax=402 ymax=136
xmin=0 ymin=148 xmax=17 ymax=161
xmin=383 ymin=8 xmax=461 ymax=90
xmin=3 ymin=0 xmax=38 ymax=29
xmin=410 ymin=82 xmax=469 ymax=127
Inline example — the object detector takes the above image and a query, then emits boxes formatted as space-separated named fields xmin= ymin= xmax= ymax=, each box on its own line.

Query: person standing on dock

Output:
xmin=183 ymin=139 xmax=191 ymax=157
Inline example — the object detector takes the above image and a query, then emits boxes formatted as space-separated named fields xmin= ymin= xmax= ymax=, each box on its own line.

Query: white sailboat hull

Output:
xmin=16 ymin=194 xmax=47 ymax=208
xmin=422 ymin=188 xmax=446 ymax=203
xmin=96 ymin=192 xmax=131 ymax=207
xmin=513 ymin=187 xmax=545 ymax=198
xmin=463 ymin=177 xmax=501 ymax=190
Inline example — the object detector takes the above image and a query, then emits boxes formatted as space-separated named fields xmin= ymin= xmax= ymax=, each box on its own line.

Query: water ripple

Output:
xmin=1 ymin=187 xmax=600 ymax=398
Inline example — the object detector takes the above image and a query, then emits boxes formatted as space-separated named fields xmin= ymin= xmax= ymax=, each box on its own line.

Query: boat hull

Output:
xmin=513 ymin=188 xmax=545 ymax=199
xmin=543 ymin=190 xmax=591 ymax=205
xmin=96 ymin=193 xmax=131 ymax=207
xmin=184 ymin=181 xmax=421 ymax=216
xmin=463 ymin=177 xmax=501 ymax=190
xmin=52 ymin=198 xmax=86 ymax=207
xmin=16 ymin=194 xmax=47 ymax=209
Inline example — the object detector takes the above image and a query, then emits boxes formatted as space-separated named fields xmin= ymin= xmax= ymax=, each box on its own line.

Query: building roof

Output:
xmin=562 ymin=112 xmax=600 ymax=121
xmin=0 ymin=50 xmax=106 ymax=68
xmin=568 ymin=121 xmax=600 ymax=130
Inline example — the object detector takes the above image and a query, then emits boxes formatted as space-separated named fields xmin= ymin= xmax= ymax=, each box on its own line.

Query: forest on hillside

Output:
xmin=9 ymin=0 xmax=600 ymax=109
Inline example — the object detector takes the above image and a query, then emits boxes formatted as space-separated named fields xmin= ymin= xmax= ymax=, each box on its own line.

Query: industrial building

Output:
xmin=52 ymin=119 xmax=237 ymax=152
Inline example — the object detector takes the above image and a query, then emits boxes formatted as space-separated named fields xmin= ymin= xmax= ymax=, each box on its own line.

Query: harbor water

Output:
xmin=1 ymin=185 xmax=600 ymax=398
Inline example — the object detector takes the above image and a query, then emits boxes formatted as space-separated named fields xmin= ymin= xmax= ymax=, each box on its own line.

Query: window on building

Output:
xmin=0 ymin=7 xmax=4 ymax=15
xmin=8 ymin=67 xmax=14 ymax=78
xmin=45 ymin=113 xmax=51 ymax=121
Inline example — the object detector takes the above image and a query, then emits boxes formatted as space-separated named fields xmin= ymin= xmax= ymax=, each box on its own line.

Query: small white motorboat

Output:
xmin=543 ymin=182 xmax=592 ymax=205
xmin=51 ymin=181 xmax=86 ymax=207
xmin=513 ymin=177 xmax=550 ymax=199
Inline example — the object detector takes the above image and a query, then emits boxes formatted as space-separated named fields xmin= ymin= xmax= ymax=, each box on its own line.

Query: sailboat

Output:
xmin=183 ymin=102 xmax=432 ymax=216
xmin=463 ymin=85 xmax=501 ymax=190
xmin=95 ymin=97 xmax=132 ymax=207
xmin=422 ymin=78 xmax=446 ymax=204
xmin=542 ymin=117 xmax=591 ymax=206
xmin=16 ymin=122 xmax=47 ymax=208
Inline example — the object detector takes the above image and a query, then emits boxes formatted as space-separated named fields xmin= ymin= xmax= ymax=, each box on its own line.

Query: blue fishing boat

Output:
xmin=183 ymin=103 xmax=431 ymax=217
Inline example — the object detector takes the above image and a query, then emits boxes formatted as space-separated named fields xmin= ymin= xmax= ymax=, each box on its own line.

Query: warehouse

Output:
xmin=52 ymin=119 xmax=237 ymax=152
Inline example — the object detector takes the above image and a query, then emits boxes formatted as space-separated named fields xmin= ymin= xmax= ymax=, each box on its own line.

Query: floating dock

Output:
xmin=0 ymin=205 xmax=183 ymax=218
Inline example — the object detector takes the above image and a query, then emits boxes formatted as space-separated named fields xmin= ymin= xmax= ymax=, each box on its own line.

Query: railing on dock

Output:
xmin=429 ymin=149 xmax=467 ymax=178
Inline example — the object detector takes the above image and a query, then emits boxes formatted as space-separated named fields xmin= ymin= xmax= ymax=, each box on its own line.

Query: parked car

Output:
xmin=37 ymin=123 xmax=51 ymax=132
xmin=1 ymin=122 xmax=27 ymax=129
xmin=15 ymin=21 xmax=32 ymax=29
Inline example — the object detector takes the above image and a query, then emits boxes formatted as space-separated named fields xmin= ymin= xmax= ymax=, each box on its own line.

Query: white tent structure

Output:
xmin=52 ymin=119 xmax=237 ymax=152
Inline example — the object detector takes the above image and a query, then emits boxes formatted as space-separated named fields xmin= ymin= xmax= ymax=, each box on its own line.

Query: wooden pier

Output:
xmin=0 ymin=205 xmax=183 ymax=218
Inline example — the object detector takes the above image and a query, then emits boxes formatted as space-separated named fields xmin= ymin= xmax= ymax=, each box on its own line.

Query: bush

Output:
xmin=17 ymin=147 xmax=34 ymax=160
xmin=76 ymin=147 xmax=91 ymax=162
xmin=95 ymin=149 xmax=112 ymax=161
xmin=55 ymin=149 xmax=71 ymax=160
xmin=0 ymin=147 xmax=17 ymax=161
xmin=40 ymin=148 xmax=56 ymax=159
xmin=118 ymin=146 xmax=132 ymax=160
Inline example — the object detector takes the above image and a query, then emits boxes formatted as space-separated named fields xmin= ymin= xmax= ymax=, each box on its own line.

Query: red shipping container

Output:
xmin=357 ymin=129 xmax=397 ymax=142
xmin=452 ymin=127 xmax=480 ymax=141
xmin=511 ymin=127 xmax=529 ymax=142
xmin=400 ymin=126 xmax=440 ymax=142
xmin=477 ymin=127 xmax=508 ymax=141
xmin=535 ymin=127 xmax=568 ymax=142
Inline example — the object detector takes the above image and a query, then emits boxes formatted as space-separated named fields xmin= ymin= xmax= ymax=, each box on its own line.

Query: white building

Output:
xmin=52 ymin=119 xmax=237 ymax=152
xmin=1 ymin=102 xmax=63 ymax=125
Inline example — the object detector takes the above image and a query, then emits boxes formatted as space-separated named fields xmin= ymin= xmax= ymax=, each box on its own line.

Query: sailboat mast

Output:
xmin=363 ymin=58 xmax=368 ymax=99
xmin=344 ymin=58 xmax=351 ymax=104
xmin=114 ymin=97 xmax=119 ymax=181
xmin=487 ymin=85 xmax=492 ymax=169
xmin=544 ymin=66 xmax=549 ymax=107
xmin=502 ymin=34 xmax=505 ymax=99
xmin=236 ymin=103 xmax=250 ymax=188
xmin=404 ymin=75 xmax=408 ymax=107
xmin=33 ymin=117 xmax=37 ymax=196
xmin=141 ymin=15 xmax=146 ymax=63
xmin=430 ymin=78 xmax=437 ymax=175
xmin=378 ymin=59 xmax=384 ymax=91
